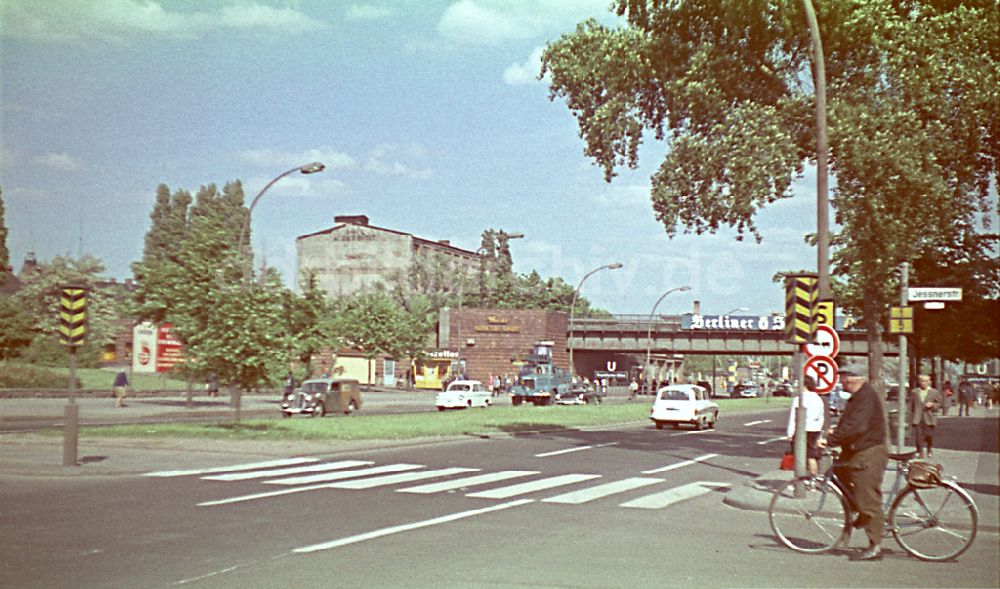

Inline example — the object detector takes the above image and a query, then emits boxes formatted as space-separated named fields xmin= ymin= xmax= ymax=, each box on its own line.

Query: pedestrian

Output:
xmin=941 ymin=380 xmax=954 ymax=416
xmin=786 ymin=375 xmax=825 ymax=475
xmin=909 ymin=374 xmax=941 ymax=458
xmin=819 ymin=362 xmax=888 ymax=561
xmin=206 ymin=372 xmax=219 ymax=398
xmin=113 ymin=369 xmax=129 ymax=408
xmin=628 ymin=378 xmax=639 ymax=400
xmin=958 ymin=379 xmax=975 ymax=417
xmin=283 ymin=372 xmax=296 ymax=399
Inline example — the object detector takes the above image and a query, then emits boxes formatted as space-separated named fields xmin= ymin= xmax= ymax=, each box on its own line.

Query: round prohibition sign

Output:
xmin=803 ymin=354 xmax=839 ymax=393
xmin=803 ymin=324 xmax=840 ymax=359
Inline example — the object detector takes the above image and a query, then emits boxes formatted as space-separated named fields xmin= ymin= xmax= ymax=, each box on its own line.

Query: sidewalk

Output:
xmin=724 ymin=411 xmax=1000 ymax=533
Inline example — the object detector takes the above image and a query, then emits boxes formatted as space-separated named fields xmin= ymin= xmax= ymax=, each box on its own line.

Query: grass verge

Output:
xmin=79 ymin=398 xmax=791 ymax=442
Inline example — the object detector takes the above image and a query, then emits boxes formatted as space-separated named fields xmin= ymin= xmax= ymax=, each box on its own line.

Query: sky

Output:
xmin=1 ymin=0 xmax=827 ymax=317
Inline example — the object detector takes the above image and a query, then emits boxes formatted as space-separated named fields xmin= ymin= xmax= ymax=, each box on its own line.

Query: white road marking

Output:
xmin=293 ymin=499 xmax=534 ymax=553
xmin=327 ymin=468 xmax=480 ymax=489
xmin=641 ymin=453 xmax=718 ymax=474
xmin=397 ymin=471 xmax=539 ymax=494
xmin=466 ymin=474 xmax=601 ymax=499
xmin=535 ymin=442 xmax=618 ymax=457
xmin=619 ymin=481 xmax=731 ymax=509
xmin=202 ymin=460 xmax=373 ymax=481
xmin=264 ymin=463 xmax=422 ymax=486
xmin=744 ymin=419 xmax=772 ymax=427
xmin=542 ymin=477 xmax=664 ymax=505
xmin=144 ymin=457 xmax=319 ymax=478
xmin=757 ymin=436 xmax=787 ymax=446
xmin=198 ymin=483 xmax=334 ymax=507
xmin=675 ymin=429 xmax=715 ymax=436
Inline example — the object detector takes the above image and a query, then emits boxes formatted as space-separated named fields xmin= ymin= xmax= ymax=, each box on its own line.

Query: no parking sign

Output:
xmin=803 ymin=354 xmax=839 ymax=394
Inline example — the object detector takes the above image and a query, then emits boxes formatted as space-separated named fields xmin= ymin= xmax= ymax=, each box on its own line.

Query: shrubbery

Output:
xmin=0 ymin=362 xmax=81 ymax=389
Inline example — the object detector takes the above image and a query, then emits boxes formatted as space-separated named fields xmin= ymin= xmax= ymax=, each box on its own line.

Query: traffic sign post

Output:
xmin=803 ymin=354 xmax=839 ymax=394
xmin=803 ymin=324 xmax=840 ymax=359
xmin=58 ymin=285 xmax=87 ymax=467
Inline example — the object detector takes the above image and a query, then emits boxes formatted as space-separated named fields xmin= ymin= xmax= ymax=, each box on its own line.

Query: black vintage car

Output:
xmin=553 ymin=383 xmax=603 ymax=405
xmin=281 ymin=378 xmax=362 ymax=417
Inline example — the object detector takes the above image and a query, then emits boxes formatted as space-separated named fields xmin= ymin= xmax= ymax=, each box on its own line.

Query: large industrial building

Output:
xmin=296 ymin=215 xmax=480 ymax=298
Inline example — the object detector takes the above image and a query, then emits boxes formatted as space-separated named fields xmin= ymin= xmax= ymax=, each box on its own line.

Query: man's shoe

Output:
xmin=851 ymin=545 xmax=883 ymax=561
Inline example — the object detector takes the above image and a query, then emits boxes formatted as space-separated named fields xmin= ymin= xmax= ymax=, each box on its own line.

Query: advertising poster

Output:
xmin=155 ymin=323 xmax=184 ymax=373
xmin=132 ymin=322 xmax=158 ymax=373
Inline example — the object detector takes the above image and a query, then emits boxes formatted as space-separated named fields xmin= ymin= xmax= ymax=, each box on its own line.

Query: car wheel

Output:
xmin=654 ymin=421 xmax=664 ymax=430
xmin=437 ymin=406 xmax=446 ymax=412
xmin=313 ymin=402 xmax=326 ymax=418
xmin=467 ymin=400 xmax=473 ymax=408
xmin=281 ymin=411 xmax=290 ymax=418
xmin=484 ymin=399 xmax=491 ymax=408
xmin=709 ymin=412 xmax=718 ymax=428
xmin=345 ymin=400 xmax=357 ymax=415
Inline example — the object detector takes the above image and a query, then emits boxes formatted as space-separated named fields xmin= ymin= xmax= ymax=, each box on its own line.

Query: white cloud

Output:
xmin=0 ymin=0 xmax=328 ymax=43
xmin=345 ymin=4 xmax=393 ymax=21
xmin=437 ymin=0 xmax=611 ymax=45
xmin=364 ymin=144 xmax=433 ymax=180
xmin=33 ymin=152 xmax=82 ymax=171
xmin=239 ymin=148 xmax=356 ymax=171
xmin=503 ymin=46 xmax=547 ymax=85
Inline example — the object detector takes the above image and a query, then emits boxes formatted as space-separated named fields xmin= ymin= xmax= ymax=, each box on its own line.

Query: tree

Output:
xmin=542 ymin=1 xmax=999 ymax=375
xmin=132 ymin=184 xmax=192 ymax=324
xmin=14 ymin=255 xmax=126 ymax=366
xmin=0 ymin=294 xmax=33 ymax=359
xmin=0 ymin=187 xmax=9 ymax=276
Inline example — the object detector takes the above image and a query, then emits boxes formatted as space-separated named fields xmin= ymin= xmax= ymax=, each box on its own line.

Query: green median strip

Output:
xmin=71 ymin=398 xmax=790 ymax=442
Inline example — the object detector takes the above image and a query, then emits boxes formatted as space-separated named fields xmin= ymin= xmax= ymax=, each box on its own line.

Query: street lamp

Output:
xmin=455 ymin=232 xmax=524 ymax=348
xmin=644 ymin=285 xmax=691 ymax=392
xmin=237 ymin=161 xmax=326 ymax=283
xmin=567 ymin=262 xmax=623 ymax=378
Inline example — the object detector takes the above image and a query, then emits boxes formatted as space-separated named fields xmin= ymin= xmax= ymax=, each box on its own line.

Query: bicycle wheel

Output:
xmin=769 ymin=477 xmax=850 ymax=553
xmin=890 ymin=480 xmax=978 ymax=561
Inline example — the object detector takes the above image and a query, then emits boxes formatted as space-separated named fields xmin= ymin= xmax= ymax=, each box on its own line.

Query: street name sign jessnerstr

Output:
xmin=907 ymin=287 xmax=962 ymax=302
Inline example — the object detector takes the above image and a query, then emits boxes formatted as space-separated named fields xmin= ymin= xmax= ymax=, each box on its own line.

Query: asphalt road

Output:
xmin=2 ymin=407 xmax=997 ymax=589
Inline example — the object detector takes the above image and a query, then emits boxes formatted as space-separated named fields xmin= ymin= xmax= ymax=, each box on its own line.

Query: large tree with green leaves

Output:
xmin=0 ymin=187 xmax=9 ymax=276
xmin=542 ymin=0 xmax=999 ymax=375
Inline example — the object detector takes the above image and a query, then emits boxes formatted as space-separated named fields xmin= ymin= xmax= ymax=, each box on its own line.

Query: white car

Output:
xmin=436 ymin=380 xmax=491 ymax=411
xmin=650 ymin=384 xmax=719 ymax=430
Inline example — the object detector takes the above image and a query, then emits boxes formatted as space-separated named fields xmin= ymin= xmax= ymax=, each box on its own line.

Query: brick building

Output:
xmin=438 ymin=307 xmax=569 ymax=384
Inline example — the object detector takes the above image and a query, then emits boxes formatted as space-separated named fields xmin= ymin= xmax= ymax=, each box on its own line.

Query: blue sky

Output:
xmin=1 ymin=0 xmax=824 ymax=316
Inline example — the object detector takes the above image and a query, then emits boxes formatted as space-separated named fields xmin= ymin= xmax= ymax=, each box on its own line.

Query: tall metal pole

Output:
xmin=645 ymin=286 xmax=691 ymax=392
xmin=897 ymin=262 xmax=909 ymax=451
xmin=568 ymin=263 xmax=623 ymax=378
xmin=802 ymin=0 xmax=830 ymax=300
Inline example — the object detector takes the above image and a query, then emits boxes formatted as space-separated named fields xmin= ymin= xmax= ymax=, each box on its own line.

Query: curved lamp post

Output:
xmin=567 ymin=262 xmax=623 ymax=378
xmin=644 ymin=285 xmax=691 ymax=392
xmin=455 ymin=232 xmax=523 ymax=348
xmin=237 ymin=161 xmax=326 ymax=284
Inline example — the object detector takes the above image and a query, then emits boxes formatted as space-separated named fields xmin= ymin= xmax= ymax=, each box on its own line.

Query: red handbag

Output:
xmin=780 ymin=452 xmax=795 ymax=471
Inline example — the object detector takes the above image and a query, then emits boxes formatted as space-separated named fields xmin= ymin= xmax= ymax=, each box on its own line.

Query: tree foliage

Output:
xmin=543 ymin=0 xmax=999 ymax=363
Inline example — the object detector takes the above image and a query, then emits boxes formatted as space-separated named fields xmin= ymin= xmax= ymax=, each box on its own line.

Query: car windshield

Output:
xmin=449 ymin=384 xmax=471 ymax=391
xmin=302 ymin=382 xmax=328 ymax=393
xmin=521 ymin=378 xmax=535 ymax=389
xmin=658 ymin=390 xmax=689 ymax=401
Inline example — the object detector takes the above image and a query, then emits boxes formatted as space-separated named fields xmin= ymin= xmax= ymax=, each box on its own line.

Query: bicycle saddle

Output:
xmin=888 ymin=450 xmax=917 ymax=462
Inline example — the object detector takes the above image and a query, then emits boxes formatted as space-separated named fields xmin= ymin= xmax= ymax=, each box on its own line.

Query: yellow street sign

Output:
xmin=889 ymin=305 xmax=914 ymax=335
xmin=59 ymin=287 xmax=87 ymax=346
xmin=784 ymin=274 xmax=818 ymax=344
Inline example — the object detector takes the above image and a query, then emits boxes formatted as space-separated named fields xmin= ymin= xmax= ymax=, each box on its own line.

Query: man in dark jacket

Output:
xmin=820 ymin=362 xmax=888 ymax=561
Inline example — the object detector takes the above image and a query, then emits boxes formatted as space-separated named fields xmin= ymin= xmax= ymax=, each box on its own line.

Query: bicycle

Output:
xmin=768 ymin=448 xmax=979 ymax=561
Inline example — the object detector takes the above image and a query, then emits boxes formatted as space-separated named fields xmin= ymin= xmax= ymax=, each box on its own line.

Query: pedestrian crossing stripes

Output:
xmin=152 ymin=455 xmax=731 ymax=512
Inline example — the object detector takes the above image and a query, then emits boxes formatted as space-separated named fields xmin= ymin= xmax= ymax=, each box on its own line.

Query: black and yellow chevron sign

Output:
xmin=58 ymin=287 xmax=87 ymax=346
xmin=784 ymin=274 xmax=818 ymax=344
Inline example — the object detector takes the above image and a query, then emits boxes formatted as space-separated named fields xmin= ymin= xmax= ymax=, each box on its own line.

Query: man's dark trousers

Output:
xmin=836 ymin=443 xmax=889 ymax=546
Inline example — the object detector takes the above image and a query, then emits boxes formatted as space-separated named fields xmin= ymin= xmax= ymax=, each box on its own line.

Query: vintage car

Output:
xmin=281 ymin=378 xmax=361 ymax=417
xmin=649 ymin=384 xmax=719 ymax=430
xmin=553 ymin=383 xmax=603 ymax=405
xmin=435 ymin=379 xmax=491 ymax=410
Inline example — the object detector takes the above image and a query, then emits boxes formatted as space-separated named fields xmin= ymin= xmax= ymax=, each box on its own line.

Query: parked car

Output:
xmin=281 ymin=378 xmax=361 ymax=417
xmin=733 ymin=383 xmax=760 ymax=398
xmin=649 ymin=384 xmax=719 ymax=430
xmin=829 ymin=383 xmax=850 ymax=414
xmin=773 ymin=383 xmax=794 ymax=397
xmin=553 ymin=383 xmax=603 ymax=405
xmin=436 ymin=379 xmax=491 ymax=410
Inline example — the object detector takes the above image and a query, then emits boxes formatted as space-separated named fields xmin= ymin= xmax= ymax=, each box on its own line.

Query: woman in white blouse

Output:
xmin=786 ymin=375 xmax=827 ymax=475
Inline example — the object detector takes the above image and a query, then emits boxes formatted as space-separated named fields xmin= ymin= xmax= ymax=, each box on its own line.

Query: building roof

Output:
xmin=296 ymin=215 xmax=479 ymax=257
